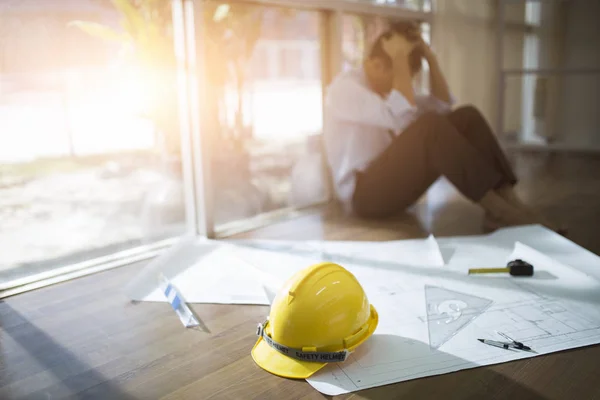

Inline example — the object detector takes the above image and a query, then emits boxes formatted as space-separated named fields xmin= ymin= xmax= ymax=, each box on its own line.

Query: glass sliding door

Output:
xmin=0 ymin=0 xmax=190 ymax=289
xmin=201 ymin=2 xmax=328 ymax=230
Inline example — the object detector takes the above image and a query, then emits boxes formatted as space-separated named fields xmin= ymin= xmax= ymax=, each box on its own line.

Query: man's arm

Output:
xmin=325 ymin=34 xmax=418 ymax=132
xmin=325 ymin=76 xmax=415 ymax=134
xmin=420 ymin=42 xmax=452 ymax=103
xmin=392 ymin=55 xmax=416 ymax=106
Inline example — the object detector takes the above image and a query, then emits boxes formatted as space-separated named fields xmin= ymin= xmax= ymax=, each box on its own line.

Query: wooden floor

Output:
xmin=2 ymin=152 xmax=600 ymax=400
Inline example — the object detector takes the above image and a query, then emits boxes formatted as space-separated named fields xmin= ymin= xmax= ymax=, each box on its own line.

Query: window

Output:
xmin=0 ymin=1 xmax=187 ymax=287
xmin=280 ymin=47 xmax=303 ymax=79
xmin=0 ymin=0 xmax=436 ymax=292
xmin=203 ymin=3 xmax=326 ymax=229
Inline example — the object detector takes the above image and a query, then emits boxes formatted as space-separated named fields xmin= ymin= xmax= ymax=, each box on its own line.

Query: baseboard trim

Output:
xmin=503 ymin=142 xmax=600 ymax=155
xmin=0 ymin=238 xmax=178 ymax=299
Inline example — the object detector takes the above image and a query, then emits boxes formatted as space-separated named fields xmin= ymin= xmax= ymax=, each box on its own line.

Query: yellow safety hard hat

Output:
xmin=251 ymin=262 xmax=378 ymax=379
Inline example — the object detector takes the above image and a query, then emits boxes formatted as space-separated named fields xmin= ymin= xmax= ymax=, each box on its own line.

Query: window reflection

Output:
xmin=0 ymin=0 xmax=186 ymax=285
xmin=204 ymin=3 xmax=326 ymax=227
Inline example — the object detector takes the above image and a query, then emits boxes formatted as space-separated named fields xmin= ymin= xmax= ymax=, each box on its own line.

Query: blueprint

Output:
xmin=229 ymin=226 xmax=600 ymax=395
xmin=304 ymin=239 xmax=600 ymax=395
xmin=125 ymin=225 xmax=600 ymax=395
xmin=230 ymin=234 xmax=446 ymax=268
xmin=125 ymin=234 xmax=445 ymax=305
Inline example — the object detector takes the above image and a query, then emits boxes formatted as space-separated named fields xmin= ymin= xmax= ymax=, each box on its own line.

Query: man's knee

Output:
xmin=453 ymin=105 xmax=484 ymax=121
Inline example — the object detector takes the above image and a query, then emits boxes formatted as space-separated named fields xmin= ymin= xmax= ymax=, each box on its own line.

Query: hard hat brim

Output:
xmin=252 ymin=304 xmax=379 ymax=379
xmin=251 ymin=336 xmax=329 ymax=379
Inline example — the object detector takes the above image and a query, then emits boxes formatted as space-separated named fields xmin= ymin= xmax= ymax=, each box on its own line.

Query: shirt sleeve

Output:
xmin=415 ymin=92 xmax=457 ymax=115
xmin=325 ymin=76 xmax=417 ymax=134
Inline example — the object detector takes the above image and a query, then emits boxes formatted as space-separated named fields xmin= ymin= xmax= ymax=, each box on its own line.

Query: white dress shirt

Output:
xmin=323 ymin=67 xmax=455 ymax=208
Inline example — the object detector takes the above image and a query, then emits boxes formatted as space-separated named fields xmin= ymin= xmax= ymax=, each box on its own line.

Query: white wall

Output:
xmin=432 ymin=0 xmax=525 ymax=133
xmin=432 ymin=0 xmax=498 ymax=123
xmin=521 ymin=0 xmax=565 ymax=143
xmin=557 ymin=0 xmax=600 ymax=147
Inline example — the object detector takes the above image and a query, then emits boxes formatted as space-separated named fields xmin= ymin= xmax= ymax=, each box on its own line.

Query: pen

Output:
xmin=478 ymin=333 xmax=533 ymax=352
xmin=478 ymin=339 xmax=513 ymax=350
xmin=497 ymin=331 xmax=531 ymax=351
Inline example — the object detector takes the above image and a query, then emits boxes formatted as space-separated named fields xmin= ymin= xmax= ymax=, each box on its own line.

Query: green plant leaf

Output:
xmin=213 ymin=4 xmax=230 ymax=22
xmin=68 ymin=21 xmax=130 ymax=43
xmin=111 ymin=0 xmax=148 ymax=41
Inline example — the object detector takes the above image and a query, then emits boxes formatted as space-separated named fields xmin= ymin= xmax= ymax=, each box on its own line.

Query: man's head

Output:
xmin=364 ymin=21 xmax=423 ymax=95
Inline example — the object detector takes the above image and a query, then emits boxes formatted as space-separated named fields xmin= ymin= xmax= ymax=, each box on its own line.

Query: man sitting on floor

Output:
xmin=323 ymin=21 xmax=561 ymax=233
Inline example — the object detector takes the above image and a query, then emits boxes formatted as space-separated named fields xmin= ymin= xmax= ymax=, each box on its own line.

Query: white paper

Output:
xmin=125 ymin=225 xmax=600 ymax=395
xmin=228 ymin=244 xmax=324 ymax=286
xmin=307 ymin=234 xmax=445 ymax=267
xmin=230 ymin=234 xmax=446 ymax=269
xmin=225 ymin=226 xmax=600 ymax=395
xmin=306 ymin=238 xmax=600 ymax=395
xmin=125 ymin=239 xmax=270 ymax=305
xmin=492 ymin=225 xmax=600 ymax=282
xmin=233 ymin=225 xmax=600 ymax=282
xmin=128 ymin=235 xmax=446 ymax=306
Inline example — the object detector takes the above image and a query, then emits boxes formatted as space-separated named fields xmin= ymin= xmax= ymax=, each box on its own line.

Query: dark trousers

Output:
xmin=352 ymin=105 xmax=518 ymax=218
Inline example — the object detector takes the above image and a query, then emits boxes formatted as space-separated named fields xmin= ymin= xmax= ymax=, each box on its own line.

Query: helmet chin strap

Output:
xmin=256 ymin=319 xmax=350 ymax=363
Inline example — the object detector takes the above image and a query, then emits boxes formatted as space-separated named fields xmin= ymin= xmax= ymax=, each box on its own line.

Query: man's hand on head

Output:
xmin=414 ymin=38 xmax=436 ymax=62
xmin=404 ymin=22 xmax=422 ymax=42
xmin=381 ymin=33 xmax=417 ymax=104
xmin=382 ymin=34 xmax=418 ymax=62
